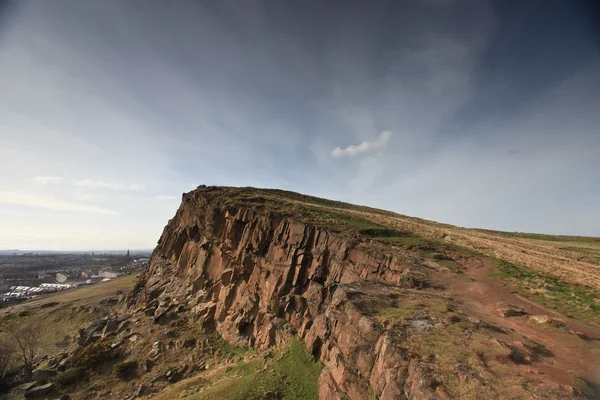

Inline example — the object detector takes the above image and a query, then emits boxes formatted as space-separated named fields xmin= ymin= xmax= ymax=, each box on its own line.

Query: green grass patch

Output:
xmin=211 ymin=186 xmax=398 ymax=219
xmin=186 ymin=337 xmax=323 ymax=400
xmin=374 ymin=235 xmax=425 ymax=246
xmin=370 ymin=231 xmax=472 ymax=274
xmin=411 ymin=321 xmax=518 ymax=400
xmin=376 ymin=296 xmax=451 ymax=327
xmin=489 ymin=258 xmax=600 ymax=325
xmin=437 ymin=259 xmax=463 ymax=273
xmin=204 ymin=332 xmax=249 ymax=357
xmin=326 ymin=212 xmax=383 ymax=230
xmin=377 ymin=305 xmax=420 ymax=325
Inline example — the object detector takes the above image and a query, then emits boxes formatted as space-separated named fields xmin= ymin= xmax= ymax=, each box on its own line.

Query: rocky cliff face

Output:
xmin=130 ymin=187 xmax=585 ymax=399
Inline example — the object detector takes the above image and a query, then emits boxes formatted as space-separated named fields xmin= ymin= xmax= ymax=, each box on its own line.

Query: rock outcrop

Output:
xmin=129 ymin=187 xmax=585 ymax=399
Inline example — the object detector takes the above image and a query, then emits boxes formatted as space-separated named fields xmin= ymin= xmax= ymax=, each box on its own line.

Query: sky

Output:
xmin=0 ymin=0 xmax=599 ymax=250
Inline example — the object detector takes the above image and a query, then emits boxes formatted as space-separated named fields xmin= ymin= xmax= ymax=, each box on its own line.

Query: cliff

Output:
xmin=129 ymin=186 xmax=593 ymax=399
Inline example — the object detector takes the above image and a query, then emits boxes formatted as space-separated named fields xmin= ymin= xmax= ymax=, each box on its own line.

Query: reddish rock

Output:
xmin=128 ymin=187 xmax=586 ymax=400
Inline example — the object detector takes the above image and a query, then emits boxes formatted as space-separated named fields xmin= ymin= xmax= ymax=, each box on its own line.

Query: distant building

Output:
xmin=55 ymin=273 xmax=70 ymax=283
xmin=39 ymin=283 xmax=72 ymax=291
xmin=99 ymin=270 xmax=118 ymax=279
xmin=11 ymin=286 xmax=44 ymax=294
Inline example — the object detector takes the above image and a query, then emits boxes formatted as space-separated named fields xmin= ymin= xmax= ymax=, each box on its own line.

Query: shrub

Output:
xmin=0 ymin=337 xmax=16 ymax=380
xmin=73 ymin=340 xmax=118 ymax=369
xmin=113 ymin=361 xmax=138 ymax=381
xmin=57 ymin=367 xmax=86 ymax=386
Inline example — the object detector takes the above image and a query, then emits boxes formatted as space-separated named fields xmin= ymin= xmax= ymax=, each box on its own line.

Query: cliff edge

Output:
xmin=128 ymin=186 xmax=598 ymax=399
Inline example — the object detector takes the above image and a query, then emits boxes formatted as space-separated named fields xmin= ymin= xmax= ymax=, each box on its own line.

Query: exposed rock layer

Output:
xmin=130 ymin=187 xmax=584 ymax=399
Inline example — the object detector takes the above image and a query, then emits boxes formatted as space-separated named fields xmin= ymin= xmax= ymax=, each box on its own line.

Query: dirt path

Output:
xmin=442 ymin=258 xmax=600 ymax=387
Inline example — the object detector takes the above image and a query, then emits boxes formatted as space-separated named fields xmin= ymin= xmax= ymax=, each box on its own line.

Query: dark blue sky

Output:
xmin=0 ymin=0 xmax=599 ymax=249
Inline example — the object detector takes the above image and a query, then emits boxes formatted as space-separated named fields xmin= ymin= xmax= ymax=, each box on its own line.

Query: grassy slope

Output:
xmin=475 ymin=229 xmax=600 ymax=266
xmin=156 ymin=337 xmax=323 ymax=400
xmin=0 ymin=275 xmax=139 ymax=364
xmin=489 ymin=257 xmax=600 ymax=325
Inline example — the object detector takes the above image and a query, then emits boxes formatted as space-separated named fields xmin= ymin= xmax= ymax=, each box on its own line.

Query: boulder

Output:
xmin=497 ymin=303 xmax=528 ymax=318
xmin=529 ymin=314 xmax=566 ymax=328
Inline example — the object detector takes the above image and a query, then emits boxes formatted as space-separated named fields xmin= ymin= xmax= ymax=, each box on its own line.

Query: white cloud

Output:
xmin=0 ymin=192 xmax=118 ymax=215
xmin=31 ymin=176 xmax=62 ymax=184
xmin=72 ymin=180 xmax=145 ymax=191
xmin=74 ymin=192 xmax=99 ymax=202
xmin=331 ymin=131 xmax=392 ymax=158
xmin=155 ymin=195 xmax=177 ymax=201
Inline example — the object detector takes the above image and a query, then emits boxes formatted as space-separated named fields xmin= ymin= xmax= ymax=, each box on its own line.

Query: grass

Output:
xmin=203 ymin=332 xmax=249 ymax=358
xmin=363 ymin=229 xmax=472 ymax=273
xmin=374 ymin=235 xmax=425 ymax=246
xmin=210 ymin=186 xmax=397 ymax=219
xmin=489 ymin=258 xmax=600 ymax=325
xmin=0 ymin=274 xmax=139 ymax=362
xmin=158 ymin=337 xmax=323 ymax=400
xmin=57 ymin=273 xmax=139 ymax=302
xmin=377 ymin=305 xmax=420 ymax=325
xmin=374 ymin=295 xmax=530 ymax=400
xmin=310 ymin=209 xmax=384 ymax=231
xmin=409 ymin=318 xmax=538 ymax=400
xmin=476 ymin=229 xmax=600 ymax=266
xmin=375 ymin=295 xmax=450 ymax=327
xmin=475 ymin=229 xmax=600 ymax=243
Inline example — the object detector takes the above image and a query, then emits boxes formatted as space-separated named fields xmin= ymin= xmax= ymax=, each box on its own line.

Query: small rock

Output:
xmin=136 ymin=384 xmax=149 ymax=397
xmin=143 ymin=359 xmax=154 ymax=372
xmin=25 ymin=382 xmax=55 ymax=398
xmin=507 ymin=345 xmax=531 ymax=364
xmin=144 ymin=307 xmax=157 ymax=316
xmin=58 ymin=357 xmax=70 ymax=370
xmin=497 ymin=303 xmax=528 ymax=318
xmin=149 ymin=341 xmax=162 ymax=358
xmin=14 ymin=382 xmax=37 ymax=392
xmin=407 ymin=319 xmax=438 ymax=333
xmin=529 ymin=315 xmax=566 ymax=328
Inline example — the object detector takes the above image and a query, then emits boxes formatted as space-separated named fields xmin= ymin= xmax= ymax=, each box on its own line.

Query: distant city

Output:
xmin=0 ymin=250 xmax=151 ymax=307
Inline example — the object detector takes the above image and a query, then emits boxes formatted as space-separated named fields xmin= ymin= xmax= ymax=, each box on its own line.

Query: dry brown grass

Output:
xmin=287 ymin=200 xmax=600 ymax=292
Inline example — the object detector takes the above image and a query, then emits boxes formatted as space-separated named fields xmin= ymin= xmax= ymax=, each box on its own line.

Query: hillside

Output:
xmin=1 ymin=186 xmax=598 ymax=399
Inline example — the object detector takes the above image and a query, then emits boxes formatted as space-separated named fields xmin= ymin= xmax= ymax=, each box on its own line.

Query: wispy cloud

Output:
xmin=331 ymin=131 xmax=392 ymax=158
xmin=72 ymin=180 xmax=145 ymax=191
xmin=0 ymin=192 xmax=118 ymax=215
xmin=31 ymin=176 xmax=62 ymax=184
xmin=0 ymin=0 xmax=598 ymax=251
